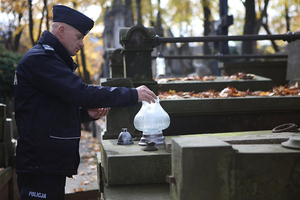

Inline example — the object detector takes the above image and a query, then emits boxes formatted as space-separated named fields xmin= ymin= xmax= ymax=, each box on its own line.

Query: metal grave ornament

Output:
xmin=117 ymin=128 xmax=134 ymax=145
xmin=134 ymin=96 xmax=170 ymax=146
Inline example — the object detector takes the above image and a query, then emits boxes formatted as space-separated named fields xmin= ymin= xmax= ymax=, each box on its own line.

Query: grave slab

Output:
xmin=100 ymin=130 xmax=298 ymax=199
xmin=101 ymin=140 xmax=171 ymax=186
xmin=157 ymin=75 xmax=273 ymax=92
xmin=160 ymin=96 xmax=300 ymax=135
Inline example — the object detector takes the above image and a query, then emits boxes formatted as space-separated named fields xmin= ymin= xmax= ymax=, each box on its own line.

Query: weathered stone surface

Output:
xmin=0 ymin=104 xmax=7 ymax=168
xmin=101 ymin=140 xmax=171 ymax=185
xmin=169 ymin=135 xmax=300 ymax=200
xmin=100 ymin=130 xmax=300 ymax=199
xmin=0 ymin=167 xmax=12 ymax=197
xmin=103 ymin=183 xmax=170 ymax=200
xmin=160 ymin=96 xmax=300 ymax=136
xmin=287 ymin=31 xmax=300 ymax=83
xmin=107 ymin=48 xmax=124 ymax=78
xmin=158 ymin=75 xmax=273 ymax=92
xmin=234 ymin=144 xmax=300 ymax=200
xmin=100 ymin=78 xmax=137 ymax=139
xmin=170 ymin=137 xmax=235 ymax=200
xmin=0 ymin=104 xmax=6 ymax=142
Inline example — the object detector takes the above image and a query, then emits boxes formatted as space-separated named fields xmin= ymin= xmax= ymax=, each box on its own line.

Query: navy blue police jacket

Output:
xmin=14 ymin=30 xmax=138 ymax=176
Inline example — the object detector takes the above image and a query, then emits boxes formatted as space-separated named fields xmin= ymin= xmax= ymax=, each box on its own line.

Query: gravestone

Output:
xmin=100 ymin=78 xmax=138 ymax=139
xmin=5 ymin=119 xmax=15 ymax=157
xmin=0 ymin=104 xmax=8 ymax=168
xmin=101 ymin=26 xmax=159 ymax=140
xmin=120 ymin=26 xmax=158 ymax=93
xmin=286 ymin=31 xmax=300 ymax=84
xmin=102 ymin=0 xmax=134 ymax=77
xmin=107 ymin=48 xmax=124 ymax=78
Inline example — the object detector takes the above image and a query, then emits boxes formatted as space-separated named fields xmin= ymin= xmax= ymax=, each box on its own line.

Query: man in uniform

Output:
xmin=14 ymin=4 xmax=157 ymax=199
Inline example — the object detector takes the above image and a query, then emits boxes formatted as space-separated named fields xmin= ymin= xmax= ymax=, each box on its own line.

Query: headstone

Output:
xmin=102 ymin=0 xmax=134 ymax=78
xmin=286 ymin=31 xmax=300 ymax=84
xmin=0 ymin=104 xmax=8 ymax=167
xmin=100 ymin=78 xmax=137 ymax=139
xmin=107 ymin=48 xmax=124 ymax=78
xmin=120 ymin=26 xmax=158 ymax=92
xmin=5 ymin=119 xmax=15 ymax=156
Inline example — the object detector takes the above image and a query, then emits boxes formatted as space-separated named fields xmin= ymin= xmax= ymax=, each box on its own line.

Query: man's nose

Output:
xmin=79 ymin=40 xmax=84 ymax=48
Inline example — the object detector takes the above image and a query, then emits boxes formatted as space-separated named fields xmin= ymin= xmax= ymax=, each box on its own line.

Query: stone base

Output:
xmin=100 ymin=139 xmax=171 ymax=186
xmin=170 ymin=135 xmax=300 ymax=200
xmin=103 ymin=184 xmax=169 ymax=200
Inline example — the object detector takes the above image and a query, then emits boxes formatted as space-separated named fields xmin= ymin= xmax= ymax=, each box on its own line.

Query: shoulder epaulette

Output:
xmin=42 ymin=44 xmax=55 ymax=52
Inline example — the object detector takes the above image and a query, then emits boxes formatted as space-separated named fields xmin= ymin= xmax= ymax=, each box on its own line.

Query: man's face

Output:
xmin=60 ymin=25 xmax=84 ymax=56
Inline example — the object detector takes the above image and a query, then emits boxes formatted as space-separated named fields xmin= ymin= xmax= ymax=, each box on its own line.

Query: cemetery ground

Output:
xmin=65 ymin=118 xmax=105 ymax=200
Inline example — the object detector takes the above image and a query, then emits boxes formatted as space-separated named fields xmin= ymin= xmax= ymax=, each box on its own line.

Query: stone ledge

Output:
xmin=103 ymin=183 xmax=170 ymax=200
xmin=101 ymin=140 xmax=171 ymax=185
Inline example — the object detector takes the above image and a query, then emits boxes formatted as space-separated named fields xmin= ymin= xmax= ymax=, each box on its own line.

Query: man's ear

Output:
xmin=57 ymin=25 xmax=65 ymax=38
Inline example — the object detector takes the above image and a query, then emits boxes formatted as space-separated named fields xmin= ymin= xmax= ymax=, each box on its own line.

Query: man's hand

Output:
xmin=88 ymin=108 xmax=110 ymax=119
xmin=136 ymin=85 xmax=157 ymax=103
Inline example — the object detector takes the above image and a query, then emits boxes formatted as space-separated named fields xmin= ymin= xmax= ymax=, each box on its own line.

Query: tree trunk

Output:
xmin=262 ymin=23 xmax=279 ymax=52
xmin=203 ymin=0 xmax=211 ymax=55
xmin=43 ymin=0 xmax=49 ymax=31
xmin=28 ymin=0 xmax=35 ymax=46
xmin=76 ymin=56 xmax=82 ymax=78
xmin=242 ymin=0 xmax=269 ymax=54
xmin=242 ymin=0 xmax=256 ymax=54
xmin=285 ymin=4 xmax=290 ymax=32
xmin=13 ymin=28 xmax=23 ymax=52
xmin=12 ymin=13 xmax=24 ymax=52
xmin=37 ymin=7 xmax=45 ymax=40
xmin=80 ymin=48 xmax=91 ymax=84
xmin=253 ymin=0 xmax=269 ymax=34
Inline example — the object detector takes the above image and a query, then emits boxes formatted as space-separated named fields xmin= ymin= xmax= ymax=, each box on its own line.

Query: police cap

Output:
xmin=53 ymin=5 xmax=94 ymax=36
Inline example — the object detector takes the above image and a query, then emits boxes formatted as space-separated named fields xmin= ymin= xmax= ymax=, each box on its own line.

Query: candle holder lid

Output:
xmin=117 ymin=128 xmax=134 ymax=145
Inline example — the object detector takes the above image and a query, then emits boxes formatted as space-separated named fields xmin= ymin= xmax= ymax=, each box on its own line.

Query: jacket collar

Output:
xmin=38 ymin=30 xmax=77 ymax=71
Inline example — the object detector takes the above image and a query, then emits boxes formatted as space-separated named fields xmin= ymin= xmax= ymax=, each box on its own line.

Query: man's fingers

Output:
xmin=136 ymin=85 xmax=157 ymax=103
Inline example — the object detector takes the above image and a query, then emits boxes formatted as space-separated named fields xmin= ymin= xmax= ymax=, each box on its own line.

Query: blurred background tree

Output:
xmin=0 ymin=0 xmax=299 ymax=89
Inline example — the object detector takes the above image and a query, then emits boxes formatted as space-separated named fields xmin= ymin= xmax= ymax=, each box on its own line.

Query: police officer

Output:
xmin=14 ymin=5 xmax=157 ymax=200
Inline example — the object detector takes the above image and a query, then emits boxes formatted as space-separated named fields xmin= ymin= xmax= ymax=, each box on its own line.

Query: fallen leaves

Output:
xmin=156 ymin=72 xmax=256 ymax=84
xmin=223 ymin=72 xmax=255 ymax=80
xmin=158 ymin=83 xmax=300 ymax=99
xmin=73 ymin=188 xmax=85 ymax=192
xmin=70 ymin=130 xmax=100 ymax=193
xmin=156 ymin=75 xmax=217 ymax=84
